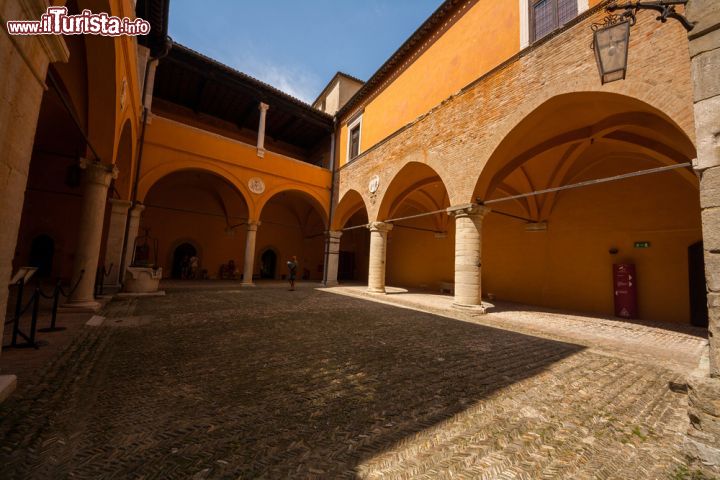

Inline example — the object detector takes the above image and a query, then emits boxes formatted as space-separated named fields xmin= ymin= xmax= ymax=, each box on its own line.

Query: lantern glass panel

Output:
xmin=593 ymin=20 xmax=630 ymax=84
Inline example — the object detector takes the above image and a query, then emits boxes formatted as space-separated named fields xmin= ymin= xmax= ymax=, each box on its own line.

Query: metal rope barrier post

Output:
xmin=10 ymin=279 xmax=24 ymax=347
xmin=28 ymin=288 xmax=40 ymax=348
xmin=38 ymin=280 xmax=66 ymax=333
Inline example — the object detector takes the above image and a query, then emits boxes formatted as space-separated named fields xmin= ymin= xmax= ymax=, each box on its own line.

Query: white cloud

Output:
xmin=212 ymin=47 xmax=321 ymax=104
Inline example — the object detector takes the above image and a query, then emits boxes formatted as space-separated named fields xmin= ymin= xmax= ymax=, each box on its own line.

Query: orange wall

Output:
xmin=386 ymin=215 xmax=456 ymax=290
xmin=338 ymin=0 xmax=520 ymax=166
xmin=483 ymin=162 xmax=701 ymax=324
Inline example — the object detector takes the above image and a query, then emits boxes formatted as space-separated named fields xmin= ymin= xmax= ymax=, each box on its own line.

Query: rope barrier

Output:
xmin=4 ymin=270 xmax=85 ymax=347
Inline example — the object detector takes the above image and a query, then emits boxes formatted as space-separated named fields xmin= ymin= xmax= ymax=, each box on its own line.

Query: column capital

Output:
xmin=79 ymin=158 xmax=118 ymax=186
xmin=108 ymin=198 xmax=132 ymax=213
xmin=259 ymin=102 xmax=270 ymax=112
xmin=368 ymin=222 xmax=393 ymax=233
xmin=326 ymin=230 xmax=343 ymax=240
xmin=129 ymin=203 xmax=146 ymax=217
xmin=447 ymin=204 xmax=490 ymax=219
xmin=246 ymin=220 xmax=261 ymax=231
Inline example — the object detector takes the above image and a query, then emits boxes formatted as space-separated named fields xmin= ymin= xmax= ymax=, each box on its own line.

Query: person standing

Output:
xmin=287 ymin=256 xmax=298 ymax=291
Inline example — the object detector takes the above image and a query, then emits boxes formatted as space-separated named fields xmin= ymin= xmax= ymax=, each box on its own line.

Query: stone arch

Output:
xmin=113 ymin=119 xmax=134 ymax=199
xmin=256 ymin=185 xmax=329 ymax=226
xmin=137 ymin=162 xmax=256 ymax=219
xmin=79 ymin=0 xmax=121 ymax=164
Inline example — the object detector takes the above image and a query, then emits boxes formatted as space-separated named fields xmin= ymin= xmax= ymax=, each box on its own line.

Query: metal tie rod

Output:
xmin=342 ymin=162 xmax=692 ymax=231
xmin=480 ymin=162 xmax=692 ymax=206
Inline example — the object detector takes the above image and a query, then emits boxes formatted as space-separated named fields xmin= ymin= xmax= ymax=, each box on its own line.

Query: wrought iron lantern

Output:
xmin=592 ymin=16 xmax=632 ymax=84
xmin=591 ymin=1 xmax=695 ymax=84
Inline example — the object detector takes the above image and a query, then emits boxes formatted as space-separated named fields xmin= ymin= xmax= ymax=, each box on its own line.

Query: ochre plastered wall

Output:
xmin=338 ymin=0 xmax=520 ymax=166
xmin=138 ymin=115 xmax=331 ymax=222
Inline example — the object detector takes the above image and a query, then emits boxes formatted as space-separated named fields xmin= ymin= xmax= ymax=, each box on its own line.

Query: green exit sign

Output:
xmin=634 ymin=241 xmax=651 ymax=249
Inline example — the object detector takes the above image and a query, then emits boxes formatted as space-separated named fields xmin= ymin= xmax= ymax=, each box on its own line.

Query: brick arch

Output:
xmin=333 ymin=189 xmax=368 ymax=230
xmin=470 ymin=90 xmax=696 ymax=204
xmin=376 ymin=161 xmax=451 ymax=222
xmin=137 ymin=162 xmax=256 ymax=219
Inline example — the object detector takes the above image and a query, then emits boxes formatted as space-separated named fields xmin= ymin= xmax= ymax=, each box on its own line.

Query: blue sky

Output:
xmin=168 ymin=1 xmax=444 ymax=104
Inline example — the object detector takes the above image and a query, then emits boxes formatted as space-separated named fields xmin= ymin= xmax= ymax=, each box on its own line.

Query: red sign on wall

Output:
xmin=613 ymin=264 xmax=638 ymax=319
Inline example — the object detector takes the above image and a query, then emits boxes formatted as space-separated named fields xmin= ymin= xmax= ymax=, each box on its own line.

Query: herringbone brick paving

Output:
xmin=0 ymin=285 xmax=702 ymax=478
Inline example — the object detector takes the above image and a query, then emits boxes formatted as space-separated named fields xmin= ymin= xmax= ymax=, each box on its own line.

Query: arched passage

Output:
xmin=378 ymin=162 xmax=453 ymax=291
xmin=335 ymin=190 xmax=370 ymax=283
xmin=474 ymin=92 xmax=702 ymax=324
xmin=257 ymin=190 xmax=328 ymax=282
xmin=142 ymin=169 xmax=250 ymax=279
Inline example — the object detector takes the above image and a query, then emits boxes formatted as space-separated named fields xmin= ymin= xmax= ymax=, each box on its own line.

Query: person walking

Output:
xmin=287 ymin=256 xmax=298 ymax=291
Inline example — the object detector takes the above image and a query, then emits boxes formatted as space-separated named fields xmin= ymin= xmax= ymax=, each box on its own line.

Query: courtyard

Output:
xmin=0 ymin=283 xmax=708 ymax=479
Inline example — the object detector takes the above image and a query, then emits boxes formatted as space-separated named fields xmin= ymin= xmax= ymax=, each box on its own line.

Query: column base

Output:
xmin=367 ymin=287 xmax=386 ymax=294
xmin=323 ymin=281 xmax=339 ymax=287
xmin=241 ymin=282 xmax=256 ymax=288
xmin=60 ymin=300 xmax=102 ymax=312
xmin=452 ymin=302 xmax=487 ymax=314
xmin=0 ymin=375 xmax=17 ymax=403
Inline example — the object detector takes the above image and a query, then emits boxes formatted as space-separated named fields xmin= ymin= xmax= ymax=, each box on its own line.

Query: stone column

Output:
xmin=256 ymin=102 xmax=269 ymax=158
xmin=0 ymin=0 xmax=68 ymax=360
xmin=449 ymin=204 xmax=490 ymax=309
xmin=241 ymin=221 xmax=260 ymax=286
xmin=121 ymin=204 xmax=145 ymax=281
xmin=367 ymin=222 xmax=393 ymax=293
xmin=685 ymin=1 xmax=720 ymax=473
xmin=324 ymin=231 xmax=343 ymax=286
xmin=65 ymin=159 xmax=117 ymax=309
xmin=102 ymin=199 xmax=131 ymax=290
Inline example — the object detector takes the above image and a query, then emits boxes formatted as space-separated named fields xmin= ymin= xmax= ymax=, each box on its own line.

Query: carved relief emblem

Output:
xmin=248 ymin=177 xmax=265 ymax=194
xmin=368 ymin=175 xmax=380 ymax=194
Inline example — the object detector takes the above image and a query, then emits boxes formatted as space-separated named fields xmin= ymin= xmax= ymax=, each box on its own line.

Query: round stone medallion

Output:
xmin=368 ymin=175 xmax=380 ymax=194
xmin=248 ymin=177 xmax=265 ymax=194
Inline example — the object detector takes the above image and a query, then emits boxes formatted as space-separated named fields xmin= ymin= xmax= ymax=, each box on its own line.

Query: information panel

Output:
xmin=613 ymin=263 xmax=638 ymax=319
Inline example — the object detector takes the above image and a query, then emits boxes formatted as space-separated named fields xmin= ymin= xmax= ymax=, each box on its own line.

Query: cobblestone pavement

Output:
xmin=0 ymin=283 xmax=704 ymax=479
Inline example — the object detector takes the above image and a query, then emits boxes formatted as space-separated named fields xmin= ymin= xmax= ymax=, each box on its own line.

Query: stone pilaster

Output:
xmin=0 ymin=0 xmax=69 ymax=358
xmin=65 ymin=160 xmax=117 ymax=309
xmin=324 ymin=231 xmax=343 ymax=286
xmin=103 ymin=199 xmax=131 ymax=290
xmin=449 ymin=204 xmax=490 ymax=309
xmin=367 ymin=222 xmax=393 ymax=293
xmin=241 ymin=221 xmax=260 ymax=286
xmin=257 ymin=102 xmax=269 ymax=158
xmin=686 ymin=0 xmax=720 ymax=473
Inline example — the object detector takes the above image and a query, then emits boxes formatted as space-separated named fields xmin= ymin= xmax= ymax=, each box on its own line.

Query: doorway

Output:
xmin=29 ymin=234 xmax=55 ymax=277
xmin=688 ymin=241 xmax=708 ymax=328
xmin=172 ymin=243 xmax=197 ymax=279
xmin=260 ymin=249 xmax=277 ymax=279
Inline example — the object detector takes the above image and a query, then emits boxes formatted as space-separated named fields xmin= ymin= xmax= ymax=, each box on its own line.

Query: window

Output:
xmin=349 ymin=125 xmax=360 ymax=159
xmin=531 ymin=0 xmax=578 ymax=42
xmin=347 ymin=114 xmax=362 ymax=160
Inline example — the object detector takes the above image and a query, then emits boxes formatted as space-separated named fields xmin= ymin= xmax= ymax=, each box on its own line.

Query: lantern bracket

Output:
xmin=605 ymin=0 xmax=695 ymax=32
